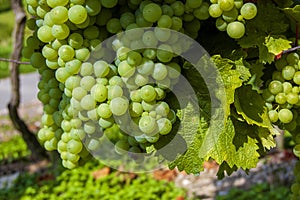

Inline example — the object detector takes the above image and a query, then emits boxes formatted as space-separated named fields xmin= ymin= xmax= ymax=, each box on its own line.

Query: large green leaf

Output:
xmin=284 ymin=5 xmax=300 ymax=22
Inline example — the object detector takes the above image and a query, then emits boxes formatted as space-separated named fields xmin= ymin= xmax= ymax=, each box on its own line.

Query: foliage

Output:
xmin=0 ymin=161 xmax=186 ymax=200
xmin=0 ymin=136 xmax=30 ymax=163
xmin=216 ymin=183 xmax=291 ymax=200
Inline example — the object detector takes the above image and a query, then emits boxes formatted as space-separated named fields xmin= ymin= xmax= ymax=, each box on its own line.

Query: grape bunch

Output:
xmin=23 ymin=0 xmax=255 ymax=169
xmin=261 ymin=52 xmax=300 ymax=199
xmin=208 ymin=0 xmax=257 ymax=39
xmin=263 ymin=52 xmax=300 ymax=129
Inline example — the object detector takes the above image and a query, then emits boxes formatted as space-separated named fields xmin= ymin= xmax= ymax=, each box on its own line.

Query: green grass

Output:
xmin=0 ymin=9 xmax=36 ymax=79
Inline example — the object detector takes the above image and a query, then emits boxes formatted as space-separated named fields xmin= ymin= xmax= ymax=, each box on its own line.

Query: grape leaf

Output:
xmin=248 ymin=61 xmax=265 ymax=90
xmin=257 ymin=127 xmax=277 ymax=150
xmin=205 ymin=117 xmax=260 ymax=170
xmin=273 ymin=0 xmax=294 ymax=8
xmin=238 ymin=0 xmax=290 ymax=63
xmin=283 ymin=5 xmax=300 ymax=22
xmin=234 ymin=85 xmax=272 ymax=128
xmin=265 ymin=36 xmax=291 ymax=55
xmin=167 ymin=102 xmax=205 ymax=174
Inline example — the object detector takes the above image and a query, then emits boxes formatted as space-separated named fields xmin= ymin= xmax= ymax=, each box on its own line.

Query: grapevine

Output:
xmin=21 ymin=0 xmax=300 ymax=198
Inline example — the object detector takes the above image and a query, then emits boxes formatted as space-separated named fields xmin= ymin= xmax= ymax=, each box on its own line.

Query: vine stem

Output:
xmin=0 ymin=57 xmax=30 ymax=65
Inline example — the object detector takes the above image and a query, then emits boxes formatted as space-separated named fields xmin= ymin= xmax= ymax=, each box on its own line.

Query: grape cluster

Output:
xmin=263 ymin=52 xmax=300 ymax=129
xmin=262 ymin=52 xmax=300 ymax=199
xmin=23 ymin=0 xmax=255 ymax=169
xmin=208 ymin=0 xmax=257 ymax=39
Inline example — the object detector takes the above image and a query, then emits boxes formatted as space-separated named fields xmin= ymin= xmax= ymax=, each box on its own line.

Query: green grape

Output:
xmin=130 ymin=90 xmax=142 ymax=102
xmin=278 ymin=108 xmax=293 ymax=124
xmin=52 ymin=24 xmax=70 ymax=40
xmin=140 ymin=85 xmax=156 ymax=102
xmin=186 ymin=0 xmax=202 ymax=9
xmin=42 ymin=44 xmax=58 ymax=60
xmin=109 ymin=76 xmax=124 ymax=87
xmin=216 ymin=17 xmax=227 ymax=31
xmin=134 ymin=73 xmax=149 ymax=87
xmin=52 ymin=39 xmax=67 ymax=50
xmin=222 ymin=8 xmax=238 ymax=22
xmin=115 ymin=140 xmax=130 ymax=155
xmin=84 ymin=121 xmax=97 ymax=134
xmin=106 ymin=18 xmax=122 ymax=34
xmin=68 ymin=5 xmax=88 ymax=24
xmin=37 ymin=5 xmax=50 ymax=19
xmin=100 ymin=0 xmax=118 ymax=8
xmin=283 ymin=82 xmax=293 ymax=93
xmin=50 ymin=6 xmax=68 ymax=24
xmin=110 ymin=97 xmax=129 ymax=116
xmin=287 ymin=93 xmax=299 ymax=105
xmin=268 ymin=80 xmax=283 ymax=95
xmin=38 ymin=25 xmax=54 ymax=43
xmin=65 ymin=59 xmax=82 ymax=75
xmin=275 ymin=93 xmax=286 ymax=104
xmin=282 ymin=66 xmax=296 ymax=80
xmin=127 ymin=51 xmax=142 ymax=66
xmin=91 ymin=84 xmax=108 ymax=102
xmin=80 ymin=76 xmax=95 ymax=91
xmin=97 ymin=103 xmax=112 ymax=118
xmin=142 ymin=31 xmax=158 ymax=47
xmin=292 ymin=86 xmax=300 ymax=94
xmin=80 ymin=94 xmax=96 ymax=110
xmin=96 ymin=8 xmax=112 ymax=26
xmin=272 ymin=71 xmax=285 ymax=82
xmin=108 ymin=85 xmax=123 ymax=100
xmin=167 ymin=62 xmax=181 ymax=79
xmin=287 ymin=52 xmax=299 ymax=65
xmin=120 ymin=12 xmax=135 ymax=29
xmin=67 ymin=139 xmax=83 ymax=154
xmin=129 ymin=102 xmax=143 ymax=117
xmin=145 ymin=134 xmax=160 ymax=143
xmin=58 ymin=45 xmax=75 ymax=61
xmin=142 ymin=100 xmax=155 ymax=112
xmin=139 ymin=115 xmax=157 ymax=135
xmin=94 ymin=60 xmax=110 ymax=78
xmin=226 ymin=21 xmax=245 ymax=39
xmin=68 ymin=33 xmax=83 ymax=49
xmin=171 ymin=16 xmax=183 ymax=31
xmin=240 ymin=3 xmax=257 ymax=20
xmin=55 ymin=68 xmax=71 ymax=83
xmin=170 ymin=1 xmax=184 ymax=16
xmin=143 ymin=49 xmax=156 ymax=60
xmin=83 ymin=26 xmax=99 ymax=40
xmin=98 ymin=117 xmax=114 ymax=128
xmin=47 ymin=0 xmax=69 ymax=8
xmin=136 ymin=12 xmax=154 ymax=27
xmin=158 ymin=15 xmax=173 ymax=28
xmin=161 ymin=4 xmax=174 ymax=17
xmin=45 ymin=59 xmax=58 ymax=69
xmin=85 ymin=0 xmax=101 ymax=16
xmin=234 ymin=0 xmax=243 ymax=9
xmin=154 ymin=27 xmax=171 ymax=42
xmin=152 ymin=63 xmax=168 ymax=81
xmin=118 ymin=61 xmax=135 ymax=78
xmin=275 ymin=57 xmax=287 ymax=71
xmin=80 ymin=62 xmax=93 ymax=76
xmin=294 ymin=71 xmax=300 ymax=85
xmin=193 ymin=2 xmax=210 ymax=20
xmin=218 ymin=0 xmax=235 ymax=11
xmin=209 ymin=4 xmax=223 ymax=18
xmin=155 ymin=102 xmax=170 ymax=117
xmin=156 ymin=44 xmax=173 ymax=63
xmin=157 ymin=118 xmax=172 ymax=135
xmin=142 ymin=3 xmax=162 ymax=23
xmin=117 ymin=46 xmax=130 ymax=60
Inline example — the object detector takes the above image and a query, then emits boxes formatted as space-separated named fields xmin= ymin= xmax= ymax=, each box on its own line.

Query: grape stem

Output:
xmin=0 ymin=57 xmax=30 ymax=65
